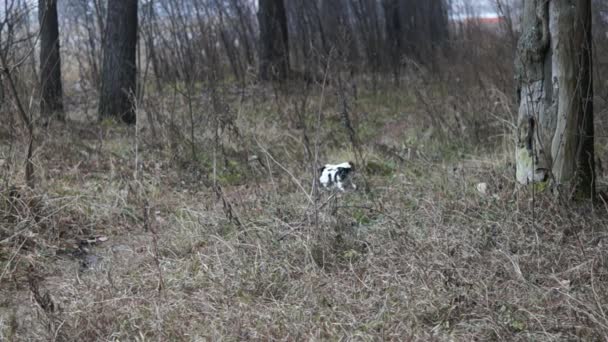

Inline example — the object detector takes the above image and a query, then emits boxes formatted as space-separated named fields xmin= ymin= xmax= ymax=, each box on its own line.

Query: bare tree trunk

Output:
xmin=382 ymin=0 xmax=403 ymax=80
xmin=515 ymin=0 xmax=594 ymax=199
xmin=258 ymin=0 xmax=289 ymax=81
xmin=320 ymin=0 xmax=358 ymax=64
xmin=98 ymin=0 xmax=138 ymax=124
xmin=428 ymin=0 xmax=449 ymax=51
xmin=39 ymin=0 xmax=64 ymax=122
xmin=352 ymin=0 xmax=383 ymax=80
xmin=141 ymin=0 xmax=162 ymax=94
xmin=230 ymin=0 xmax=255 ymax=67
xmin=382 ymin=0 xmax=448 ymax=76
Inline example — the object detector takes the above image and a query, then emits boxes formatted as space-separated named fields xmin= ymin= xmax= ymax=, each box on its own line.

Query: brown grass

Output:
xmin=1 ymin=74 xmax=608 ymax=341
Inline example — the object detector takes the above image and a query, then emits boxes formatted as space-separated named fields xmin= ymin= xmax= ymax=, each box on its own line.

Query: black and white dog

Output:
xmin=319 ymin=162 xmax=356 ymax=191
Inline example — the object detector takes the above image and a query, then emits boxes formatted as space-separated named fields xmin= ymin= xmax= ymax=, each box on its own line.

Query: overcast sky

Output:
xmin=450 ymin=0 xmax=504 ymax=20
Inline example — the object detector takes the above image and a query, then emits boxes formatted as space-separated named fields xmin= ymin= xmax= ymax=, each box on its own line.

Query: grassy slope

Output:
xmin=1 ymin=81 xmax=608 ymax=341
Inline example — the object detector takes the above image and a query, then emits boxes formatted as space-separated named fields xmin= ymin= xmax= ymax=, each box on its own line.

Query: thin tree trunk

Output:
xmin=515 ymin=0 xmax=594 ymax=199
xmin=230 ymin=0 xmax=255 ymax=67
xmin=39 ymin=0 xmax=64 ymax=122
xmin=98 ymin=0 xmax=138 ymax=124
xmin=1 ymin=51 xmax=35 ymax=188
xmin=382 ymin=0 xmax=402 ymax=80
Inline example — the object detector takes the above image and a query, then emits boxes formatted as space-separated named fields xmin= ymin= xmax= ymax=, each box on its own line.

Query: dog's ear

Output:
xmin=348 ymin=161 xmax=355 ymax=171
xmin=318 ymin=166 xmax=326 ymax=175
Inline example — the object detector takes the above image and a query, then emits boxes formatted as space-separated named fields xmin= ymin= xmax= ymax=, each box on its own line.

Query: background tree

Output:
xmin=515 ymin=0 xmax=594 ymax=198
xmin=382 ymin=0 xmax=404 ymax=80
xmin=320 ymin=0 xmax=358 ymax=63
xmin=351 ymin=0 xmax=384 ymax=75
xmin=62 ymin=0 xmax=106 ymax=90
xmin=39 ymin=0 xmax=63 ymax=122
xmin=98 ymin=0 xmax=138 ymax=124
xmin=257 ymin=0 xmax=289 ymax=81
xmin=383 ymin=0 xmax=449 ymax=79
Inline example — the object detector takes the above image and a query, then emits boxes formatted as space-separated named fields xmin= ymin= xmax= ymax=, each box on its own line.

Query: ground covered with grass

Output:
xmin=2 ymin=80 xmax=608 ymax=341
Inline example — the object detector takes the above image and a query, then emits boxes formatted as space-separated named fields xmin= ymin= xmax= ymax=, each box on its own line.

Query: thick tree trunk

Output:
xmin=39 ymin=0 xmax=64 ymax=122
xmin=515 ymin=0 xmax=594 ymax=199
xmin=98 ymin=0 xmax=138 ymax=124
xmin=258 ymin=0 xmax=289 ymax=81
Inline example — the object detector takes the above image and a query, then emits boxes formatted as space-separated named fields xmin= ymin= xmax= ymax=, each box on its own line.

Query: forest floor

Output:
xmin=2 ymin=78 xmax=608 ymax=340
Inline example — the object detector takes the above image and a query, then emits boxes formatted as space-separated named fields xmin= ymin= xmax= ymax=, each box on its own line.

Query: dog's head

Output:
xmin=319 ymin=161 xmax=356 ymax=191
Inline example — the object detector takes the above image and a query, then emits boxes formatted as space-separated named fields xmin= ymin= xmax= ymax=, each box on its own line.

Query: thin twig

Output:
xmin=255 ymin=136 xmax=314 ymax=205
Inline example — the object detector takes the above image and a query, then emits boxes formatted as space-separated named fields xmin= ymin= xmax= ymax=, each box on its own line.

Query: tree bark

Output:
xmin=258 ymin=0 xmax=289 ymax=81
xmin=98 ymin=0 xmax=138 ymax=124
xmin=515 ymin=0 xmax=594 ymax=199
xmin=39 ymin=0 xmax=64 ymax=122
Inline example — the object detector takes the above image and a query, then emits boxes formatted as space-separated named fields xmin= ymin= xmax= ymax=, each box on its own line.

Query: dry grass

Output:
xmin=1 ymin=76 xmax=608 ymax=341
